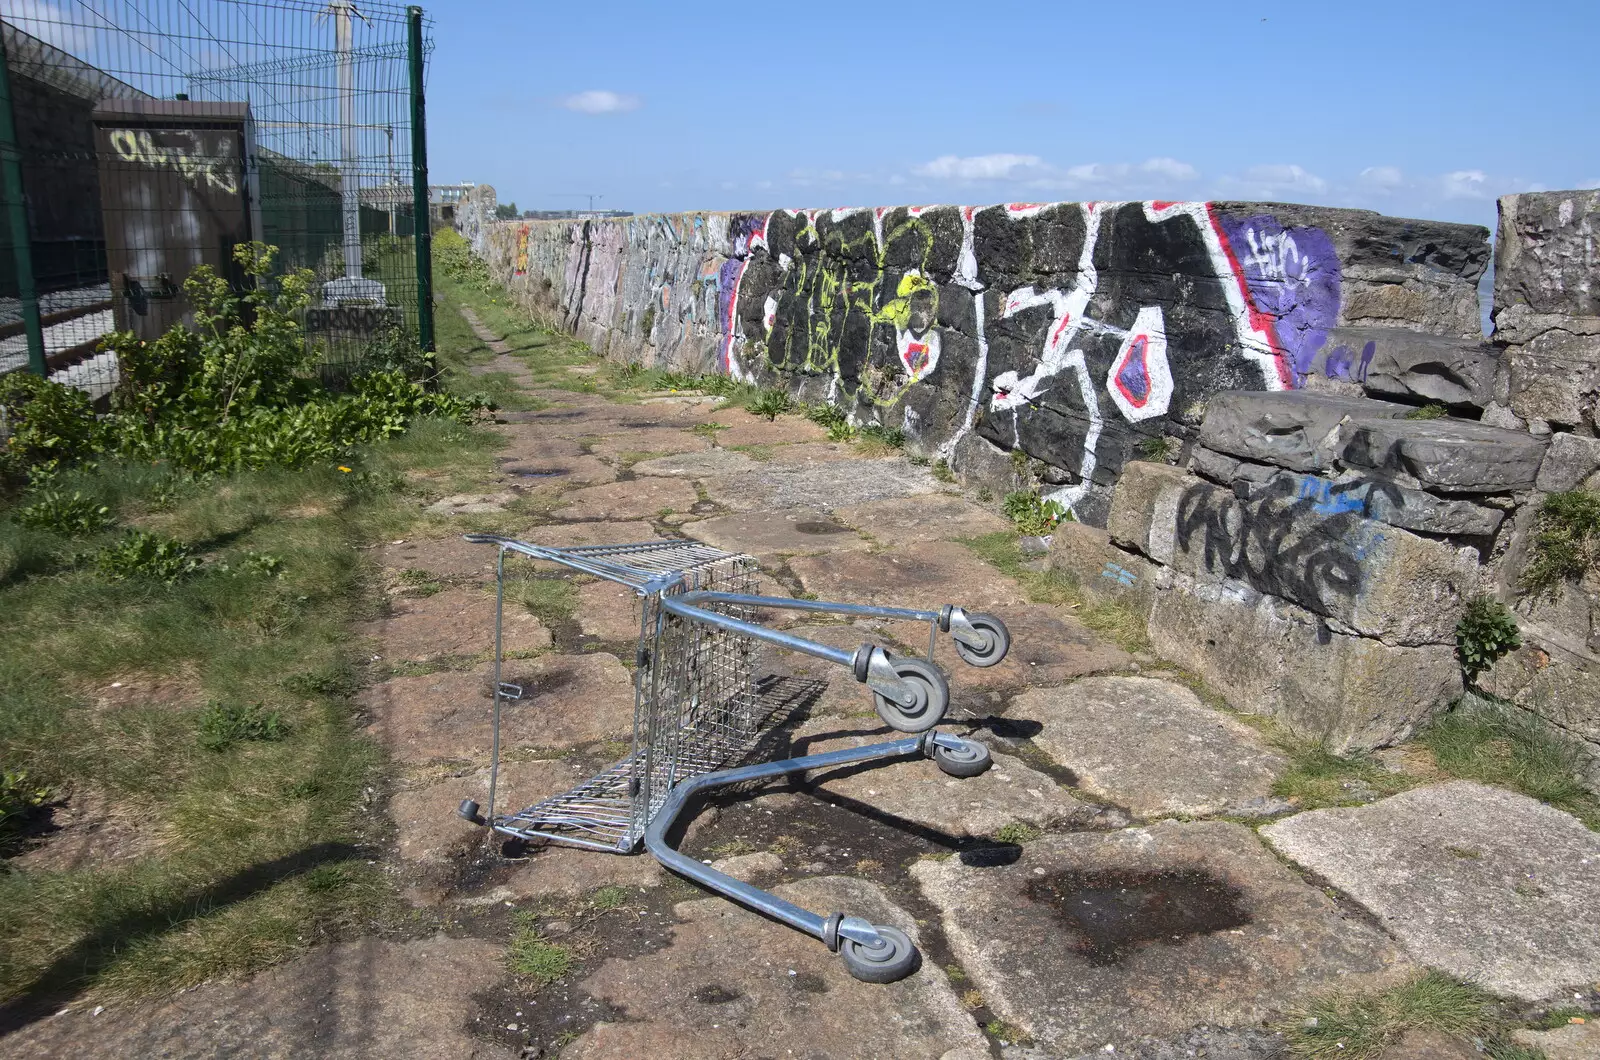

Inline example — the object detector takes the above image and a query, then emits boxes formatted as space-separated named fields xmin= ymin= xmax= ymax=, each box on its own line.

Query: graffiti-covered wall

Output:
xmin=479 ymin=201 xmax=1488 ymax=523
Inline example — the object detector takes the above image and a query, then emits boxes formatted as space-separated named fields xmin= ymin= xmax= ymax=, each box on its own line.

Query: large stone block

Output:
xmin=1147 ymin=475 xmax=1479 ymax=644
xmin=1340 ymin=416 xmax=1549 ymax=492
xmin=1239 ymin=470 xmax=1505 ymax=539
xmin=1498 ymin=310 xmax=1600 ymax=430
xmin=1494 ymin=190 xmax=1600 ymax=319
xmin=1147 ymin=573 xmax=1461 ymax=750
xmin=1197 ymin=390 xmax=1410 ymax=472
xmin=1046 ymin=520 xmax=1157 ymax=615
xmin=1479 ymin=629 xmax=1600 ymax=761
xmin=1536 ymin=432 xmax=1600 ymax=492
xmin=1105 ymin=460 xmax=1194 ymax=555
xmin=1302 ymin=326 xmax=1498 ymax=408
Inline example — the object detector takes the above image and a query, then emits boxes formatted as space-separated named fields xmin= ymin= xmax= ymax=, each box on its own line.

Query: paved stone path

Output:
xmin=8 ymin=314 xmax=1599 ymax=1059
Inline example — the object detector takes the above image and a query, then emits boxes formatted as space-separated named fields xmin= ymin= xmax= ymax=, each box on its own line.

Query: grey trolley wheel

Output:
xmin=839 ymin=925 xmax=919 ymax=983
xmin=933 ymin=739 xmax=992 ymax=778
xmin=953 ymin=613 xmax=1010 ymax=668
xmin=873 ymin=657 xmax=949 ymax=733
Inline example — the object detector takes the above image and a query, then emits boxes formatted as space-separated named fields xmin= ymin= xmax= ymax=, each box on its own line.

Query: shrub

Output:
xmin=197 ymin=702 xmax=290 ymax=752
xmin=1455 ymin=596 xmax=1521 ymax=682
xmin=826 ymin=420 xmax=857 ymax=442
xmin=0 ymin=768 xmax=49 ymax=840
xmin=746 ymin=387 xmax=794 ymax=421
xmin=804 ymin=402 xmax=848 ymax=429
xmin=433 ymin=228 xmax=493 ymax=292
xmin=12 ymin=490 xmax=114 ymax=535
xmin=94 ymin=530 xmax=200 ymax=583
xmin=1002 ymin=490 xmax=1068 ymax=535
xmin=859 ymin=424 xmax=905 ymax=449
xmin=0 ymin=372 xmax=105 ymax=482
xmin=1521 ymin=489 xmax=1600 ymax=597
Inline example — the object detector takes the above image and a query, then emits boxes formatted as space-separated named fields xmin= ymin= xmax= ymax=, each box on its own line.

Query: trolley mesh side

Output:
xmin=493 ymin=544 xmax=766 ymax=851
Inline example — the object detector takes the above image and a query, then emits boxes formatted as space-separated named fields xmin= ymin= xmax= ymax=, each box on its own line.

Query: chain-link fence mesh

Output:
xmin=0 ymin=0 xmax=432 ymax=400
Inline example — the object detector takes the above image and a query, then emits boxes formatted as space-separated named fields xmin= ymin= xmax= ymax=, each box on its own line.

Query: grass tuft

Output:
xmin=1282 ymin=971 xmax=1496 ymax=1059
xmin=1424 ymin=703 xmax=1599 ymax=828
xmin=507 ymin=913 xmax=574 ymax=985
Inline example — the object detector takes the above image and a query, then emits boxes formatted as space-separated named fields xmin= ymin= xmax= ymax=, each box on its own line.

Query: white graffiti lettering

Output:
xmin=107 ymin=127 xmax=239 ymax=195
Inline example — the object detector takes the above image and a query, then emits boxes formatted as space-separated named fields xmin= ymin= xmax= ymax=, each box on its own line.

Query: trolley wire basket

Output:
xmin=455 ymin=532 xmax=1011 ymax=983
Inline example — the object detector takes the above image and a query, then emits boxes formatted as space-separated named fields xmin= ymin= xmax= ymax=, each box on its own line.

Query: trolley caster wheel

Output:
xmin=839 ymin=925 xmax=920 ymax=983
xmin=873 ymin=657 xmax=949 ymax=734
xmin=933 ymin=739 xmax=992 ymax=778
xmin=954 ymin=613 xmax=1011 ymax=668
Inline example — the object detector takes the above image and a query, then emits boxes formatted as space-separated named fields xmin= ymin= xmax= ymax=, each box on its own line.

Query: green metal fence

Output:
xmin=0 ymin=0 xmax=433 ymax=400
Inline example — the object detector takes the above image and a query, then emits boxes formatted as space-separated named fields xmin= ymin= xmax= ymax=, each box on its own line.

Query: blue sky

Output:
xmin=425 ymin=0 xmax=1598 ymax=231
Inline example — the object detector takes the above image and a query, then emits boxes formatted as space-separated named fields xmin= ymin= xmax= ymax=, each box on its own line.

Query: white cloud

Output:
xmin=558 ymin=90 xmax=640 ymax=115
xmin=914 ymin=153 xmax=1042 ymax=181
xmin=1442 ymin=169 xmax=1489 ymax=199
xmin=1240 ymin=164 xmax=1328 ymax=193
xmin=1359 ymin=165 xmax=1405 ymax=189
xmin=1140 ymin=157 xmax=1198 ymax=181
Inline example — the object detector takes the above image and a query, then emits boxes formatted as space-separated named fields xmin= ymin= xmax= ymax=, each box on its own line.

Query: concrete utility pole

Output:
xmin=322 ymin=0 xmax=386 ymax=306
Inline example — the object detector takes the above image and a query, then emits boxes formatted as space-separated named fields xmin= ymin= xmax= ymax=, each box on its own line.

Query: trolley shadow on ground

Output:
xmin=0 ymin=841 xmax=366 ymax=1036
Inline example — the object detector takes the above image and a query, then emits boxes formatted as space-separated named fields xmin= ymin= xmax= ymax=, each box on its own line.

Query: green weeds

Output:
xmin=1455 ymin=596 xmax=1521 ymax=682
xmin=507 ymin=912 xmax=574 ymax=985
xmin=93 ymin=530 xmax=201 ymax=583
xmin=1282 ymin=972 xmax=1503 ymax=1059
xmin=1521 ymin=490 xmax=1600 ymax=597
xmin=1424 ymin=703 xmax=1599 ymax=828
xmin=196 ymin=702 xmax=290 ymax=752
xmin=1002 ymin=490 xmax=1068 ymax=535
xmin=11 ymin=490 xmax=114 ymax=535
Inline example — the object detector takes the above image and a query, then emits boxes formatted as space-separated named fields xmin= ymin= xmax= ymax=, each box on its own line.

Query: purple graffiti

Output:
xmin=1216 ymin=214 xmax=1341 ymax=388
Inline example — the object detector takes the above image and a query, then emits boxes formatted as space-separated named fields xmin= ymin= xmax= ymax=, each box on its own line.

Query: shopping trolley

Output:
xmin=454 ymin=533 xmax=1010 ymax=983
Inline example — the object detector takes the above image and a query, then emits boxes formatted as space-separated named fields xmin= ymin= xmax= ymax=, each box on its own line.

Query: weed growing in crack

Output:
xmin=507 ymin=912 xmax=574 ymax=985
xmin=1455 ymin=596 xmax=1521 ymax=683
xmin=1281 ymin=971 xmax=1497 ymax=1059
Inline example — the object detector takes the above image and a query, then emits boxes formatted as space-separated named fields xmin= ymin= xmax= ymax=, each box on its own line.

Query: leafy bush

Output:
xmin=826 ymin=420 xmax=857 ymax=442
xmin=11 ymin=490 xmax=114 ymax=535
xmin=1454 ymin=596 xmax=1521 ymax=682
xmin=94 ymin=530 xmax=200 ymax=583
xmin=746 ymin=387 xmax=794 ymax=421
xmin=197 ymin=701 xmax=290 ymax=751
xmin=0 ymin=768 xmax=49 ymax=840
xmin=1521 ymin=489 xmax=1600 ymax=597
xmin=1002 ymin=490 xmax=1068 ymax=535
xmin=433 ymin=228 xmax=493 ymax=292
xmin=0 ymin=372 xmax=106 ymax=482
xmin=859 ymin=423 xmax=905 ymax=449
xmin=804 ymin=402 xmax=848 ymax=429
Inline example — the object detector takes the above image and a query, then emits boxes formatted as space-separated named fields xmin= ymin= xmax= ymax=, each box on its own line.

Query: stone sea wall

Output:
xmin=468 ymin=193 xmax=1487 ymax=526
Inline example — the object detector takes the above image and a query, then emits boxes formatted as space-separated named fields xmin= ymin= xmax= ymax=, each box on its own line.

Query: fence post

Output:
xmin=0 ymin=30 xmax=46 ymax=376
xmin=406 ymin=5 xmax=434 ymax=353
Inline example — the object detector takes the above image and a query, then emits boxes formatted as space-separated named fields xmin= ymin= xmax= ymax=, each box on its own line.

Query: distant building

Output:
xmin=428 ymin=182 xmax=476 ymax=225
xmin=520 ymin=209 xmax=633 ymax=221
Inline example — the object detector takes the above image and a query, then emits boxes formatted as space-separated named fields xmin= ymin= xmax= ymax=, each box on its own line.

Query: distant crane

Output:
xmin=555 ymin=193 xmax=604 ymax=213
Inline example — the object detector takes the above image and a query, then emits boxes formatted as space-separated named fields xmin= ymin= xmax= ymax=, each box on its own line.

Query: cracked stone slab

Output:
xmin=680 ymin=510 xmax=870 ymax=559
xmin=554 ymin=478 xmax=701 ymax=521
xmin=381 ymin=536 xmax=501 ymax=581
xmin=498 ymin=453 xmax=617 ymax=488
xmin=358 ymin=653 xmax=634 ymax=763
xmin=574 ymin=579 xmax=642 ymax=641
xmin=835 ymin=493 xmax=1012 ymax=544
xmin=912 ymin=821 xmax=1413 ymax=1055
xmin=789 ymin=541 xmax=1027 ymax=614
xmin=424 ymin=491 xmax=519 ymax=516
xmin=784 ymin=716 xmax=1112 ymax=837
xmin=1512 ymin=1021 xmax=1600 ymax=1060
xmin=943 ymin=603 xmax=1132 ymax=696
xmin=629 ymin=448 xmax=762 ymax=479
xmin=1008 ymin=677 xmax=1287 ymax=818
xmin=581 ymin=427 xmax=712 ymax=462
xmin=0 ymin=935 xmax=514 ymax=1060
xmin=1260 ymin=780 xmax=1600 ymax=1001
xmin=564 ymin=876 xmax=989 ymax=1060
xmin=700 ymin=455 xmax=939 ymax=514
xmin=359 ymin=587 xmax=550 ymax=663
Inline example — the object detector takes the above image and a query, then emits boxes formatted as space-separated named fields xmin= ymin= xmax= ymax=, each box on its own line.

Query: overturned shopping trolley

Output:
xmin=454 ymin=534 xmax=1010 ymax=983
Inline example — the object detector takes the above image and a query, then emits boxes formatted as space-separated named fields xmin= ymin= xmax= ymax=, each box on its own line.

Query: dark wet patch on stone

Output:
xmin=691 ymin=984 xmax=743 ymax=1004
xmin=503 ymin=465 xmax=569 ymax=479
xmin=1024 ymin=868 xmax=1252 ymax=965
xmin=790 ymin=971 xmax=828 ymax=994
xmin=792 ymin=520 xmax=850 ymax=535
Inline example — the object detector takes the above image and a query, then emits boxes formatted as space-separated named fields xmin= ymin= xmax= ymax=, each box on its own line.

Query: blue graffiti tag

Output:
xmin=1101 ymin=562 xmax=1138 ymax=587
xmin=1297 ymin=476 xmax=1366 ymax=517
